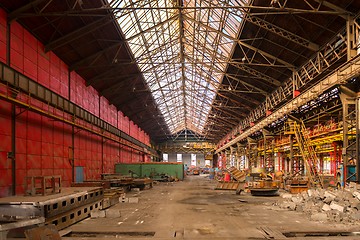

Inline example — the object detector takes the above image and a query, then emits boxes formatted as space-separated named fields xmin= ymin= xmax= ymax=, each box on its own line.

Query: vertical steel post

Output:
xmin=357 ymin=94 xmax=360 ymax=182
xmin=289 ymin=135 xmax=293 ymax=174
xmin=346 ymin=17 xmax=358 ymax=60
xmin=7 ymin=21 xmax=16 ymax=195
xmin=69 ymin=70 xmax=75 ymax=183
xmin=340 ymin=86 xmax=357 ymax=184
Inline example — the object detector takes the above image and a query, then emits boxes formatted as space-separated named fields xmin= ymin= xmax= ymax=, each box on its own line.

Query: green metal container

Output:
xmin=115 ymin=162 xmax=184 ymax=180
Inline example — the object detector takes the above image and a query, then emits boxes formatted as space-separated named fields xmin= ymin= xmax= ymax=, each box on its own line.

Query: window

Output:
xmin=177 ymin=154 xmax=182 ymax=162
xmin=163 ymin=153 xmax=168 ymax=162
xmin=191 ymin=153 xmax=196 ymax=166
xmin=205 ymin=160 xmax=211 ymax=167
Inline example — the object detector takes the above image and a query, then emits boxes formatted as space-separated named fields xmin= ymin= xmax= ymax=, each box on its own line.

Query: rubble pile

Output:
xmin=276 ymin=186 xmax=360 ymax=223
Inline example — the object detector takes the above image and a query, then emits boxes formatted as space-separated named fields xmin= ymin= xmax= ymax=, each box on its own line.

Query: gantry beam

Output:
xmin=216 ymin=55 xmax=360 ymax=153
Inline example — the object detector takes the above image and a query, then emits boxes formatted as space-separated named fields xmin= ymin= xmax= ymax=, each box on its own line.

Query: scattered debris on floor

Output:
xmin=275 ymin=184 xmax=360 ymax=224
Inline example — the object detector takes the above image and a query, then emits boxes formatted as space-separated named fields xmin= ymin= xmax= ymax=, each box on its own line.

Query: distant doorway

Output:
xmin=75 ymin=166 xmax=84 ymax=183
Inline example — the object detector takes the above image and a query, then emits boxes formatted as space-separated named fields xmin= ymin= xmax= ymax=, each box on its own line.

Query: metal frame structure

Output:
xmin=1 ymin=0 xmax=360 ymax=144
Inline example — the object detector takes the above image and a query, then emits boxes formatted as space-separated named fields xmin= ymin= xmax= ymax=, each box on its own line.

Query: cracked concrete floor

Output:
xmin=63 ymin=175 xmax=360 ymax=239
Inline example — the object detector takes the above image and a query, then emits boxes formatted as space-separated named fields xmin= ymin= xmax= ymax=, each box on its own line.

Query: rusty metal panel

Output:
xmin=3 ymin=65 xmax=15 ymax=85
xmin=29 ymin=80 xmax=37 ymax=95
xmin=36 ymin=84 xmax=45 ymax=99
xmin=25 ymin=224 xmax=61 ymax=240
xmin=44 ymin=88 xmax=51 ymax=102
xmin=18 ymin=75 xmax=28 ymax=91
xmin=69 ymin=102 xmax=74 ymax=113
xmin=51 ymin=92 xmax=57 ymax=106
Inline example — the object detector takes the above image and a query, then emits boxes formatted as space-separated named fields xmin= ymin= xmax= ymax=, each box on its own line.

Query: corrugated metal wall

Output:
xmin=0 ymin=8 xmax=151 ymax=197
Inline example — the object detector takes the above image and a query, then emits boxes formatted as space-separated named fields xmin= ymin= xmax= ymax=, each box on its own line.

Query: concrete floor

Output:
xmin=63 ymin=175 xmax=360 ymax=240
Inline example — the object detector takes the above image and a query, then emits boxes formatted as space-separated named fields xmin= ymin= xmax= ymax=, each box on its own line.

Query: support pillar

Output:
xmin=289 ymin=135 xmax=294 ymax=174
xmin=340 ymin=86 xmax=358 ymax=183
xmin=225 ymin=149 xmax=231 ymax=169
xmin=346 ymin=17 xmax=358 ymax=60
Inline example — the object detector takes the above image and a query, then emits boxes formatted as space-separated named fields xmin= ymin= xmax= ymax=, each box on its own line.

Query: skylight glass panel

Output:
xmin=109 ymin=0 xmax=246 ymax=135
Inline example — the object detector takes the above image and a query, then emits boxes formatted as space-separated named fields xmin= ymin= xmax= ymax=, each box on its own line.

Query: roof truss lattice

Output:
xmin=110 ymin=0 xmax=246 ymax=135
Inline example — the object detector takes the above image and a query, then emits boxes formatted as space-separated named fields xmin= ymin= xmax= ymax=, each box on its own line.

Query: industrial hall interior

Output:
xmin=2 ymin=0 xmax=360 ymax=239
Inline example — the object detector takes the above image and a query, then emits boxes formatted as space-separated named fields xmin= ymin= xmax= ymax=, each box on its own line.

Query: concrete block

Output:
xmin=330 ymin=202 xmax=345 ymax=212
xmin=128 ymin=197 xmax=139 ymax=203
xmin=307 ymin=189 xmax=314 ymax=198
xmin=353 ymin=191 xmax=360 ymax=201
xmin=279 ymin=201 xmax=290 ymax=209
xmin=288 ymin=202 xmax=297 ymax=211
xmin=91 ymin=210 xmax=106 ymax=218
xmin=105 ymin=209 xmax=121 ymax=218
xmin=349 ymin=199 xmax=360 ymax=209
xmin=102 ymin=198 xmax=110 ymax=209
xmin=348 ymin=182 xmax=357 ymax=190
xmin=322 ymin=204 xmax=331 ymax=212
xmin=324 ymin=191 xmax=336 ymax=201
xmin=338 ymin=200 xmax=350 ymax=208
xmin=323 ymin=197 xmax=333 ymax=204
xmin=351 ymin=212 xmax=360 ymax=220
xmin=291 ymin=197 xmax=303 ymax=205
xmin=296 ymin=205 xmax=303 ymax=212
xmin=120 ymin=197 xmax=129 ymax=203
xmin=317 ymin=189 xmax=325 ymax=199
xmin=301 ymin=191 xmax=309 ymax=201
xmin=281 ymin=193 xmax=292 ymax=199
xmin=310 ymin=213 xmax=328 ymax=222
xmin=303 ymin=201 xmax=315 ymax=213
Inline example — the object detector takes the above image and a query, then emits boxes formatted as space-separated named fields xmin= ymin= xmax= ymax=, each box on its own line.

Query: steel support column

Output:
xmin=340 ymin=86 xmax=358 ymax=183
xmin=357 ymin=94 xmax=360 ymax=182
xmin=347 ymin=17 xmax=359 ymax=60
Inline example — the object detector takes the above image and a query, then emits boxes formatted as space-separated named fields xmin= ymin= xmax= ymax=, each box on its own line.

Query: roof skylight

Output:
xmin=110 ymin=0 xmax=246 ymax=135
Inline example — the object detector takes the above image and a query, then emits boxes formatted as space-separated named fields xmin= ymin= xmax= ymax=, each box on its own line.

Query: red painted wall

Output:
xmin=0 ymin=8 xmax=152 ymax=197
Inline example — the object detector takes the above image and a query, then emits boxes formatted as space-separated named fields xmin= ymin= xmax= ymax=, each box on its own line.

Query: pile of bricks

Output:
xmin=275 ymin=184 xmax=360 ymax=223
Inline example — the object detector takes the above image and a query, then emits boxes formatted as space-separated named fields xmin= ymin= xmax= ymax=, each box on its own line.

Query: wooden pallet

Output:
xmin=228 ymin=167 xmax=246 ymax=182
xmin=215 ymin=181 xmax=241 ymax=190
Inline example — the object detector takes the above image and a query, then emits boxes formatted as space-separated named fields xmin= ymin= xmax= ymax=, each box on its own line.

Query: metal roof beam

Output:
xmin=244 ymin=15 xmax=319 ymax=51
xmin=44 ymin=14 xmax=112 ymax=52
xmin=313 ymin=0 xmax=350 ymax=19
xmin=69 ymin=41 xmax=123 ymax=71
xmin=183 ymin=15 xmax=295 ymax=70
xmin=185 ymin=55 xmax=269 ymax=95
xmin=228 ymin=62 xmax=281 ymax=87
xmin=8 ymin=0 xmax=48 ymax=22
xmin=124 ymin=14 xmax=179 ymax=42
xmin=100 ymin=75 xmax=140 ymax=96
xmin=211 ymin=105 xmax=246 ymax=119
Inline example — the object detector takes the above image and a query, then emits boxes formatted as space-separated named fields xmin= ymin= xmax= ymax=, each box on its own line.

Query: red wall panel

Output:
xmin=0 ymin=9 xmax=7 ymax=64
xmin=0 ymin=14 xmax=152 ymax=196
xmin=10 ymin=33 xmax=23 ymax=53
xmin=16 ymin=137 xmax=26 ymax=154
xmin=16 ymin=153 xmax=26 ymax=170
xmin=10 ymin=49 xmax=23 ymax=73
xmin=0 ymin=41 xmax=6 ymax=63
xmin=24 ymin=57 xmax=37 ymax=80
xmin=37 ymin=66 xmax=50 ymax=88
xmin=41 ymin=155 xmax=54 ymax=169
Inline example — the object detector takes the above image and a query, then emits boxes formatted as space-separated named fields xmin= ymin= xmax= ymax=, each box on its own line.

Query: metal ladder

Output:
xmin=288 ymin=120 xmax=323 ymax=188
